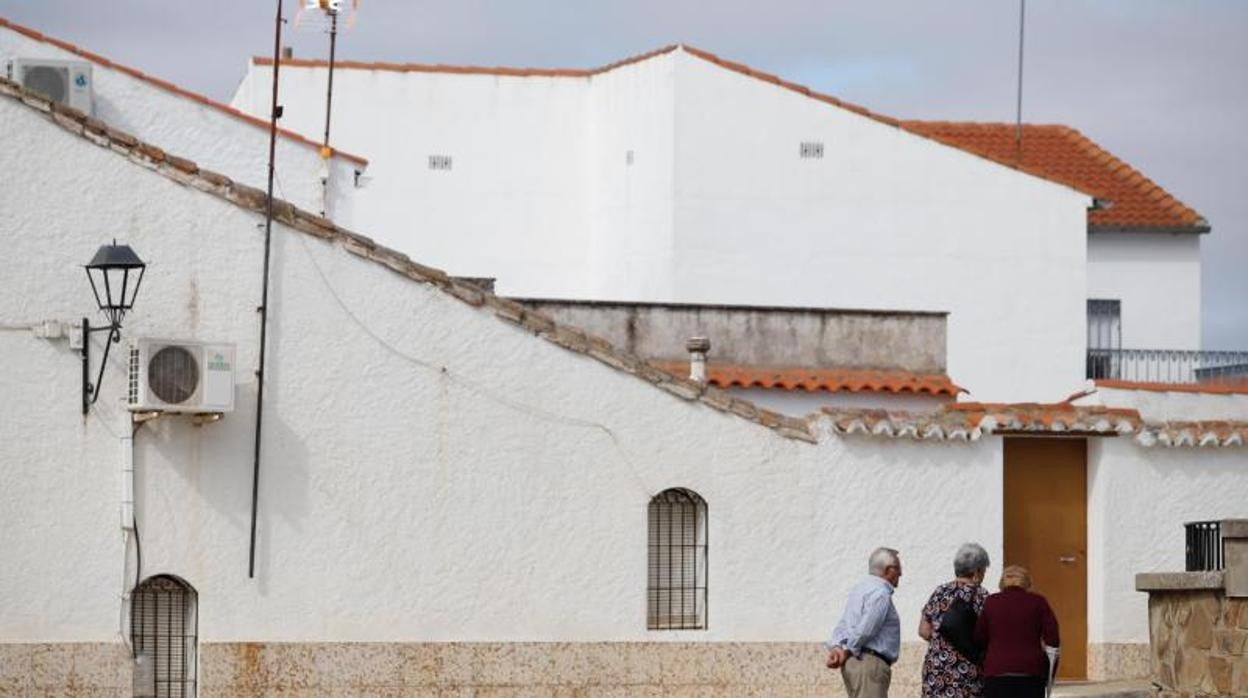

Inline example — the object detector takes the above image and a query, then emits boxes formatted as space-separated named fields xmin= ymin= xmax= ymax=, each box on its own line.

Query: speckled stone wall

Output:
xmin=1148 ymin=591 xmax=1248 ymax=696
xmin=1087 ymin=642 xmax=1151 ymax=681
xmin=196 ymin=642 xmax=925 ymax=696
xmin=0 ymin=642 xmax=934 ymax=696
xmin=0 ymin=643 xmax=132 ymax=696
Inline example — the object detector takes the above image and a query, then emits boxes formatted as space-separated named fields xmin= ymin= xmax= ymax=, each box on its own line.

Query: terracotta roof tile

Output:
xmin=653 ymin=362 xmax=963 ymax=397
xmin=814 ymin=402 xmax=1247 ymax=448
xmin=1095 ymin=379 xmax=1248 ymax=395
xmin=0 ymin=15 xmax=368 ymax=166
xmin=899 ymin=121 xmax=1207 ymax=232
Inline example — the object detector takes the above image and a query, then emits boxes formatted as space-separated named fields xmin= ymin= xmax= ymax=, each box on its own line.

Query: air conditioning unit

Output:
xmin=127 ymin=338 xmax=236 ymax=414
xmin=10 ymin=58 xmax=93 ymax=114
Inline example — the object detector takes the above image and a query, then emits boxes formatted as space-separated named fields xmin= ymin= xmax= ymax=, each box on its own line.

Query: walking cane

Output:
xmin=1044 ymin=645 xmax=1061 ymax=698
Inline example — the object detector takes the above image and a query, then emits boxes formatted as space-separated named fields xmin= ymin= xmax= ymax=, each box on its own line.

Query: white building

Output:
xmin=2 ymin=73 xmax=1245 ymax=695
xmin=231 ymin=45 xmax=1211 ymax=405
xmin=0 ymin=16 xmax=368 ymax=220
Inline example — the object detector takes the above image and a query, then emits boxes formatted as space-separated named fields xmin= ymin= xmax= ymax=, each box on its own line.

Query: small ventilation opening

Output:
xmin=800 ymin=141 xmax=824 ymax=159
xmin=428 ymin=155 xmax=453 ymax=170
xmin=131 ymin=575 xmax=198 ymax=697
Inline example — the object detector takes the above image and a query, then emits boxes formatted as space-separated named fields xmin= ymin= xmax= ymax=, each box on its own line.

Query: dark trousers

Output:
xmin=984 ymin=675 xmax=1045 ymax=698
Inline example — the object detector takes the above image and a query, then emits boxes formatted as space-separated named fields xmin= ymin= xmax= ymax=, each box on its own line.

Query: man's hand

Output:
xmin=825 ymin=647 xmax=848 ymax=669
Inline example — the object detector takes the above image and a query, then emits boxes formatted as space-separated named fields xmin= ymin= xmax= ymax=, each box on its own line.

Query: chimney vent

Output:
xmin=686 ymin=337 xmax=711 ymax=383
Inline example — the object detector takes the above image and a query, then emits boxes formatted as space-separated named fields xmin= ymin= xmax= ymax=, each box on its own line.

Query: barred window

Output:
xmin=131 ymin=575 xmax=198 ymax=697
xmin=647 ymin=488 xmax=708 ymax=630
xmin=1087 ymin=299 xmax=1122 ymax=379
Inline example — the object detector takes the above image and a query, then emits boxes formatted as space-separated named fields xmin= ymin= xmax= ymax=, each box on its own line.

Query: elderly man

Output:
xmin=826 ymin=547 xmax=903 ymax=698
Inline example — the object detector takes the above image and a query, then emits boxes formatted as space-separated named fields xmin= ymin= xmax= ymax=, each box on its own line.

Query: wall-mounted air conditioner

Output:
xmin=10 ymin=58 xmax=93 ymax=114
xmin=127 ymin=338 xmax=236 ymax=414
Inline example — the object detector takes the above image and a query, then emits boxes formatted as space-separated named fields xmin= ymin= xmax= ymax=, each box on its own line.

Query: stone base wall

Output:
xmin=0 ymin=643 xmax=132 ymax=696
xmin=198 ymin=642 xmax=927 ymax=697
xmin=1148 ymin=591 xmax=1248 ymax=696
xmin=1087 ymin=642 xmax=1151 ymax=681
xmin=0 ymin=640 xmax=1149 ymax=695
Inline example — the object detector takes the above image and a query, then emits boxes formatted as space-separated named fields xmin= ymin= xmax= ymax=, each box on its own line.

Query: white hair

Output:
xmin=954 ymin=542 xmax=991 ymax=578
xmin=868 ymin=547 xmax=900 ymax=575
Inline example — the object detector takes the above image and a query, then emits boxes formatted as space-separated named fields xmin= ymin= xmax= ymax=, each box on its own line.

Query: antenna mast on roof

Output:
xmin=296 ymin=0 xmax=361 ymax=152
xmin=1015 ymin=0 xmax=1026 ymax=163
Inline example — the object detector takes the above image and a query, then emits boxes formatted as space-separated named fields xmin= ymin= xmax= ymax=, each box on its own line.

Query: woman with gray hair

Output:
xmin=917 ymin=543 xmax=991 ymax=697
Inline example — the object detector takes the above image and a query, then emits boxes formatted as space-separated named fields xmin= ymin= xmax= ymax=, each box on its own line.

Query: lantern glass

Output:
xmin=84 ymin=242 xmax=146 ymax=328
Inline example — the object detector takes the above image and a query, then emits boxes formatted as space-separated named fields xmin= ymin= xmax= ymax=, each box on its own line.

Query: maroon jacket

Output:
xmin=973 ymin=587 xmax=1060 ymax=677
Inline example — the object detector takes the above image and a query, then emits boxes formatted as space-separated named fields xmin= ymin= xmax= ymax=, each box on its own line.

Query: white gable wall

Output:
xmin=1087 ymin=232 xmax=1202 ymax=351
xmin=670 ymin=51 xmax=1092 ymax=402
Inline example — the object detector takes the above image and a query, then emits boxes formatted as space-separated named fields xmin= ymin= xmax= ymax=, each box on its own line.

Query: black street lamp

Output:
xmin=82 ymin=241 xmax=146 ymax=414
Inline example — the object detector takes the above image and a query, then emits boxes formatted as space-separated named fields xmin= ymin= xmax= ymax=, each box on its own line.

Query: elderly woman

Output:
xmin=918 ymin=543 xmax=991 ymax=697
xmin=974 ymin=565 xmax=1060 ymax=698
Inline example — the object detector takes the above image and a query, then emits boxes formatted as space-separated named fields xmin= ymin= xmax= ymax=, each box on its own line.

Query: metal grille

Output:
xmin=148 ymin=346 xmax=199 ymax=404
xmin=428 ymin=155 xmax=453 ymax=170
xmin=1086 ymin=348 xmax=1248 ymax=383
xmin=131 ymin=575 xmax=197 ymax=697
xmin=21 ymin=65 xmax=69 ymax=103
xmin=1086 ymin=299 xmax=1121 ymax=378
xmin=128 ymin=344 xmax=141 ymax=405
xmin=1185 ymin=521 xmax=1223 ymax=572
xmin=647 ymin=488 xmax=707 ymax=630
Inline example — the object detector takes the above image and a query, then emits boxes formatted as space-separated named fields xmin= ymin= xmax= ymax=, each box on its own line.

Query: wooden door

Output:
xmin=1003 ymin=437 xmax=1087 ymax=680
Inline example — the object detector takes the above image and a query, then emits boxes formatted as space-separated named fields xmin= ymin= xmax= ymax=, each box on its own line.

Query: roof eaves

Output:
xmin=0 ymin=75 xmax=814 ymax=445
xmin=1088 ymin=222 xmax=1211 ymax=235
xmin=0 ymin=15 xmax=369 ymax=166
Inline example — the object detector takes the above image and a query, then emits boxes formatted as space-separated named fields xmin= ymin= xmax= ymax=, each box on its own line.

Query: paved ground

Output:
xmin=1051 ymin=679 xmax=1156 ymax=697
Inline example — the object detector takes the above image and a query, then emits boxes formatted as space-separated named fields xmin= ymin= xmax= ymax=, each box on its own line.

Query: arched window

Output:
xmin=131 ymin=574 xmax=198 ymax=697
xmin=647 ymin=488 xmax=708 ymax=629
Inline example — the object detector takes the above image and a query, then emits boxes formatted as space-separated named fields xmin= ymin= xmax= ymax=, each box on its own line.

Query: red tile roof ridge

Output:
xmin=651 ymin=362 xmax=964 ymax=396
xmin=253 ymin=44 xmax=682 ymax=78
xmin=1095 ymin=379 xmax=1248 ymax=396
xmin=0 ymin=74 xmax=822 ymax=445
xmin=0 ymin=15 xmax=369 ymax=166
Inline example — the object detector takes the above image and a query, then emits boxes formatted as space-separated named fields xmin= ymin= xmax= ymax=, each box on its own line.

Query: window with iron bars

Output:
xmin=1086 ymin=299 xmax=1122 ymax=378
xmin=131 ymin=575 xmax=198 ymax=697
xmin=647 ymin=488 xmax=708 ymax=630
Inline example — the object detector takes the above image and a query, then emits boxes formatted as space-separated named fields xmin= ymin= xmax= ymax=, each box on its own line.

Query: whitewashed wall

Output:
xmin=1077 ymin=384 xmax=1248 ymax=421
xmin=234 ymin=60 xmax=599 ymax=298
xmin=1087 ymin=232 xmax=1202 ymax=351
xmin=0 ymin=24 xmax=360 ymax=218
xmin=233 ymin=48 xmax=1092 ymax=403
xmin=1086 ymin=438 xmax=1248 ymax=644
xmin=669 ymin=52 xmax=1090 ymax=403
xmin=0 ymin=94 xmax=1004 ymax=645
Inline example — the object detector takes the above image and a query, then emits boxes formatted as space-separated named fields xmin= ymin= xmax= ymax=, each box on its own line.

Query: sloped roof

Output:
xmin=652 ymin=363 xmax=962 ymax=397
xmin=901 ymin=122 xmax=1208 ymax=233
xmin=257 ymin=43 xmax=1205 ymax=231
xmin=816 ymin=403 xmax=1247 ymax=448
xmin=0 ymin=15 xmax=368 ymax=166
xmin=0 ymin=75 xmax=815 ymax=444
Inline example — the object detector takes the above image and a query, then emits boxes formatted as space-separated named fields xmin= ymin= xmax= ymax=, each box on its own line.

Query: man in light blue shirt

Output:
xmin=826 ymin=547 xmax=903 ymax=697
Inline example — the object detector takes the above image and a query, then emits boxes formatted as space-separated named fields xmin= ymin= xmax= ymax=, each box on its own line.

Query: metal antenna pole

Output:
xmin=1015 ymin=0 xmax=1026 ymax=163
xmin=249 ymin=0 xmax=284 ymax=580
xmin=323 ymin=9 xmax=338 ymax=147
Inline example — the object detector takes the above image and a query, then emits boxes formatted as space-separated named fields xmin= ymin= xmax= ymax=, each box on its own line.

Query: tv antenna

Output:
xmin=294 ymin=0 xmax=361 ymax=151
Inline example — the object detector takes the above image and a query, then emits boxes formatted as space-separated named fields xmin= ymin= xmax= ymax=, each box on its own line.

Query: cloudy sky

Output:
xmin=3 ymin=1 xmax=1244 ymax=348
